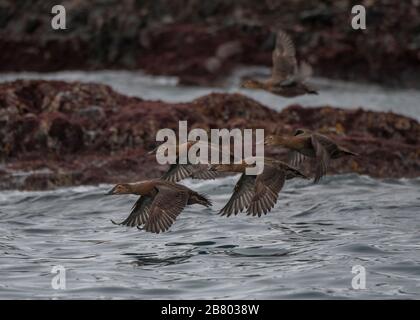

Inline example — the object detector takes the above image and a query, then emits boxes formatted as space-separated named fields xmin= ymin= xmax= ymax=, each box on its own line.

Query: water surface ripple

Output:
xmin=1 ymin=175 xmax=420 ymax=299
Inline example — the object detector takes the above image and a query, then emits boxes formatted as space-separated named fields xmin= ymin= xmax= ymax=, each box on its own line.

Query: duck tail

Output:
xmin=191 ymin=192 xmax=212 ymax=207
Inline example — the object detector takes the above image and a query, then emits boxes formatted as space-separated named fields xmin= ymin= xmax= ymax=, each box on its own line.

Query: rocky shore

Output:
xmin=1 ymin=0 xmax=419 ymax=87
xmin=0 ymin=80 xmax=419 ymax=190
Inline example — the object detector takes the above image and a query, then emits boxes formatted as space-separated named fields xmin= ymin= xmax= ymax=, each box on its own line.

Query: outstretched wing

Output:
xmin=111 ymin=196 xmax=153 ymax=227
xmin=190 ymin=164 xmax=220 ymax=180
xmin=271 ymin=30 xmax=298 ymax=84
xmin=161 ymin=163 xmax=195 ymax=182
xmin=288 ymin=151 xmax=306 ymax=169
xmin=247 ymin=166 xmax=286 ymax=217
xmin=219 ymin=174 xmax=256 ymax=217
xmin=144 ymin=185 xmax=189 ymax=233
xmin=311 ymin=134 xmax=331 ymax=183
xmin=161 ymin=163 xmax=221 ymax=182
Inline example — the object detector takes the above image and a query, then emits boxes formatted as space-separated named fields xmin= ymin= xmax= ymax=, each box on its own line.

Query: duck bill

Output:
xmin=105 ymin=187 xmax=116 ymax=195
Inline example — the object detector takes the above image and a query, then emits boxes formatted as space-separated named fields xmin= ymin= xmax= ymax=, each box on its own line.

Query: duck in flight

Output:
xmin=265 ymin=129 xmax=358 ymax=183
xmin=241 ymin=30 xmax=317 ymax=97
xmin=209 ymin=158 xmax=308 ymax=217
xmin=107 ymin=180 xmax=211 ymax=233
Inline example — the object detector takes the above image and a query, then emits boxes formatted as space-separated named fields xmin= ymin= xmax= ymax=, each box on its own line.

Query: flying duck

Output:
xmin=107 ymin=179 xmax=211 ymax=233
xmin=265 ymin=129 xmax=358 ymax=183
xmin=241 ymin=30 xmax=317 ymax=97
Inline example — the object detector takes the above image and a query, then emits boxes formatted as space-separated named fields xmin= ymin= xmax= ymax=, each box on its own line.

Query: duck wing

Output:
xmin=161 ymin=141 xmax=231 ymax=182
xmin=111 ymin=196 xmax=153 ymax=227
xmin=311 ymin=134 xmax=331 ymax=183
xmin=271 ymin=30 xmax=298 ymax=84
xmin=162 ymin=162 xmax=222 ymax=182
xmin=219 ymin=173 xmax=256 ymax=217
xmin=161 ymin=163 xmax=196 ymax=182
xmin=247 ymin=166 xmax=286 ymax=217
xmin=190 ymin=164 xmax=220 ymax=180
xmin=312 ymin=133 xmax=339 ymax=154
xmin=144 ymin=185 xmax=189 ymax=233
xmin=288 ymin=151 xmax=306 ymax=168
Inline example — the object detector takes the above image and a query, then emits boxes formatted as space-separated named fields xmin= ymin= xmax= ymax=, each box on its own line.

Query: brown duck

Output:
xmin=209 ymin=158 xmax=308 ymax=217
xmin=265 ymin=129 xmax=358 ymax=183
xmin=241 ymin=30 xmax=317 ymax=97
xmin=107 ymin=180 xmax=211 ymax=233
xmin=149 ymin=140 xmax=233 ymax=182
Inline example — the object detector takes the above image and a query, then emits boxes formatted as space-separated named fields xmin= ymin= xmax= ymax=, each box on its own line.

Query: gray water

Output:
xmin=0 ymin=70 xmax=420 ymax=299
xmin=1 ymin=175 xmax=420 ymax=299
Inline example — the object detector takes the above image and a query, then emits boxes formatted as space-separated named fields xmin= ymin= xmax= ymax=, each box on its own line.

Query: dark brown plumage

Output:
xmin=209 ymin=158 xmax=308 ymax=217
xmin=265 ymin=129 xmax=359 ymax=183
xmin=241 ymin=30 xmax=317 ymax=97
xmin=107 ymin=179 xmax=211 ymax=234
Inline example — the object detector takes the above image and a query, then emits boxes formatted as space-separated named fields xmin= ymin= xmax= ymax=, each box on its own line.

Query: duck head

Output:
xmin=264 ymin=135 xmax=287 ymax=146
xmin=106 ymin=183 xmax=132 ymax=195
